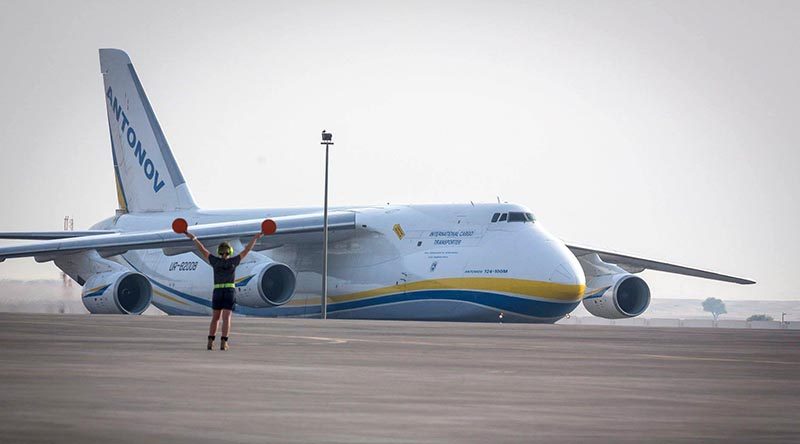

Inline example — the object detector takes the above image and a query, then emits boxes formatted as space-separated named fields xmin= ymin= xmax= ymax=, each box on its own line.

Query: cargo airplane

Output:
xmin=0 ymin=49 xmax=754 ymax=322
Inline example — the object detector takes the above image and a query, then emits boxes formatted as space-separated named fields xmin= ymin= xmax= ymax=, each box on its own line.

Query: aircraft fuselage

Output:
xmin=95 ymin=203 xmax=586 ymax=322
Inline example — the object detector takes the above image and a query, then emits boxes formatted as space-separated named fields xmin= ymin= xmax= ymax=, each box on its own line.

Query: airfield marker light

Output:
xmin=261 ymin=219 xmax=277 ymax=235
xmin=172 ymin=218 xmax=188 ymax=234
xmin=321 ymin=130 xmax=334 ymax=320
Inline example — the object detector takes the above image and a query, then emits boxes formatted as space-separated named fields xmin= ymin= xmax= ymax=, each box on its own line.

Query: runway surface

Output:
xmin=0 ymin=313 xmax=798 ymax=443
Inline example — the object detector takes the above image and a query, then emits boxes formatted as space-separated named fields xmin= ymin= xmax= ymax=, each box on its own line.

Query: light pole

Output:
xmin=321 ymin=130 xmax=333 ymax=319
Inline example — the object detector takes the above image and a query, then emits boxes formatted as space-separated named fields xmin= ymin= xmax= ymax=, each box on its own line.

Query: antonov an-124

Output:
xmin=0 ymin=49 xmax=754 ymax=322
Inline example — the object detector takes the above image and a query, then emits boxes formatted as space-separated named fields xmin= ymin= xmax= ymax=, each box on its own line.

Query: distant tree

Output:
xmin=747 ymin=314 xmax=773 ymax=322
xmin=702 ymin=297 xmax=727 ymax=320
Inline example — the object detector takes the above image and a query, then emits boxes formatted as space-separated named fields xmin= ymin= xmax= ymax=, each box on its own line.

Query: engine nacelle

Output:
xmin=582 ymin=274 xmax=650 ymax=319
xmin=82 ymin=271 xmax=152 ymax=315
xmin=234 ymin=260 xmax=296 ymax=308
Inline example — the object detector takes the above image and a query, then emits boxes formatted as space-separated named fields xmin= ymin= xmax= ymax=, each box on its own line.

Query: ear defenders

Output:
xmin=217 ymin=244 xmax=234 ymax=256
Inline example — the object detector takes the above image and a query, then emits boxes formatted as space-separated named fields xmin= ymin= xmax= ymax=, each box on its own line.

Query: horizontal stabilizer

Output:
xmin=566 ymin=244 xmax=755 ymax=285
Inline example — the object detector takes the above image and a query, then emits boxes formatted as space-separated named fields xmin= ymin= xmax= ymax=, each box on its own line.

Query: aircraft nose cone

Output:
xmin=548 ymin=248 xmax=586 ymax=300
xmin=550 ymin=262 xmax=577 ymax=283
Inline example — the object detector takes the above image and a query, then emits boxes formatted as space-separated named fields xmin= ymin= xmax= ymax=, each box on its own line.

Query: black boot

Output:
xmin=220 ymin=336 xmax=229 ymax=351
xmin=207 ymin=335 xmax=215 ymax=350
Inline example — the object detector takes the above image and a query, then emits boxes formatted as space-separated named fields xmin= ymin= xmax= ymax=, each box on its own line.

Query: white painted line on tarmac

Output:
xmin=13 ymin=318 xmax=796 ymax=363
xmin=638 ymin=353 xmax=798 ymax=366
xmin=2 ymin=318 xmax=351 ymax=345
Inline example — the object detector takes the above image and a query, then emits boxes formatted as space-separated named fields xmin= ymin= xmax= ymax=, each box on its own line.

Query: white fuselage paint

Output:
xmin=90 ymin=203 xmax=587 ymax=323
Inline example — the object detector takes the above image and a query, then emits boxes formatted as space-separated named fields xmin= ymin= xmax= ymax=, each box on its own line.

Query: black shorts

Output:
xmin=212 ymin=288 xmax=236 ymax=311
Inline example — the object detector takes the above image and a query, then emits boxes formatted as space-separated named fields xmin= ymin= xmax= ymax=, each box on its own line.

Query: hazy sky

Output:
xmin=0 ymin=1 xmax=797 ymax=300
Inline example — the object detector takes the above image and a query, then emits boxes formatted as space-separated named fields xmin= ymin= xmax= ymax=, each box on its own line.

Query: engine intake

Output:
xmin=234 ymin=261 xmax=296 ymax=308
xmin=582 ymin=274 xmax=650 ymax=319
xmin=82 ymin=271 xmax=152 ymax=315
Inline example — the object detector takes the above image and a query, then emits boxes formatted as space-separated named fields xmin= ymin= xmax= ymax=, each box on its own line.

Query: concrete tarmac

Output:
xmin=0 ymin=313 xmax=798 ymax=443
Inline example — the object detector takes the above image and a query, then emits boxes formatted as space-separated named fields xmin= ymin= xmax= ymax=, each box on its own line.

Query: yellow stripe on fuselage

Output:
xmin=327 ymin=277 xmax=585 ymax=305
xmin=158 ymin=277 xmax=584 ymax=309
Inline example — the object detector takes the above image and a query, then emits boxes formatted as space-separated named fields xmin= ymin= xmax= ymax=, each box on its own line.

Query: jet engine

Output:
xmin=81 ymin=271 xmax=152 ymax=315
xmin=233 ymin=259 xmax=296 ymax=308
xmin=582 ymin=274 xmax=650 ymax=319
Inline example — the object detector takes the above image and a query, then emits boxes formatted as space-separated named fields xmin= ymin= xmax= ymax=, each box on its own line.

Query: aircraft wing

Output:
xmin=0 ymin=230 xmax=116 ymax=240
xmin=566 ymin=244 xmax=755 ymax=285
xmin=0 ymin=211 xmax=356 ymax=262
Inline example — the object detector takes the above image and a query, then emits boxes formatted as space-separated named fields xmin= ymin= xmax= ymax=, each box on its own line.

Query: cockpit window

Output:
xmin=491 ymin=213 xmax=500 ymax=223
xmin=498 ymin=213 xmax=507 ymax=222
xmin=508 ymin=212 xmax=536 ymax=223
xmin=507 ymin=212 xmax=526 ymax=222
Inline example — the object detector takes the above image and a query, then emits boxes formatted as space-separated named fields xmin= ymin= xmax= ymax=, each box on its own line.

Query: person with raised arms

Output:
xmin=183 ymin=228 xmax=263 ymax=350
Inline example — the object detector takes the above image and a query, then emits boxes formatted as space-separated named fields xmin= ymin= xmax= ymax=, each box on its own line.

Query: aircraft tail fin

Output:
xmin=99 ymin=49 xmax=197 ymax=213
